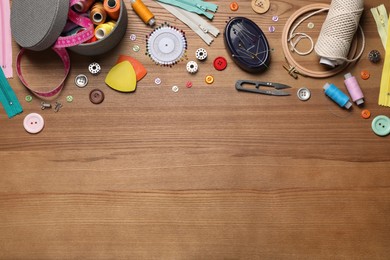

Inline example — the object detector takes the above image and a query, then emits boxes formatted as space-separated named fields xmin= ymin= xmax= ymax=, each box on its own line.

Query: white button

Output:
xmin=297 ymin=87 xmax=311 ymax=101
xmin=23 ymin=113 xmax=44 ymax=134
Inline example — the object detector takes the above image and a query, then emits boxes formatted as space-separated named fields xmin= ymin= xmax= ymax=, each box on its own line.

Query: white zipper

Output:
xmin=156 ymin=0 xmax=217 ymax=20
xmin=158 ymin=2 xmax=219 ymax=45
xmin=0 ymin=0 xmax=13 ymax=78
xmin=371 ymin=4 xmax=388 ymax=50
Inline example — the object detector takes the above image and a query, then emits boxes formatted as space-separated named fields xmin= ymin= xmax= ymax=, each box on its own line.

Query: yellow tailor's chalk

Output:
xmin=105 ymin=61 xmax=137 ymax=92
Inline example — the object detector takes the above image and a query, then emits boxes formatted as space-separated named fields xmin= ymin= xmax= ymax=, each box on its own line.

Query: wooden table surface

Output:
xmin=1 ymin=0 xmax=390 ymax=259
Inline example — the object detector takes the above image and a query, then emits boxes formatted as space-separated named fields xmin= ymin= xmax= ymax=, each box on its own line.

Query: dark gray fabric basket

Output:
xmin=11 ymin=0 xmax=127 ymax=55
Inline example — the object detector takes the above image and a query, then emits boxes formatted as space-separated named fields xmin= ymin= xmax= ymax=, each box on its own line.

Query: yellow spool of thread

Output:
xmin=95 ymin=21 xmax=116 ymax=40
xmin=130 ymin=0 xmax=155 ymax=26
xmin=90 ymin=2 xmax=107 ymax=25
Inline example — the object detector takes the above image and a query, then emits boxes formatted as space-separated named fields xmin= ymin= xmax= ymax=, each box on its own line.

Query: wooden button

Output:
xmin=89 ymin=89 xmax=105 ymax=104
xmin=251 ymin=0 xmax=270 ymax=14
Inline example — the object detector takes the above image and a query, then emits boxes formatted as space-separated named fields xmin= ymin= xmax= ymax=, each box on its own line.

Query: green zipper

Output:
xmin=0 ymin=68 xmax=23 ymax=118
xmin=156 ymin=0 xmax=218 ymax=20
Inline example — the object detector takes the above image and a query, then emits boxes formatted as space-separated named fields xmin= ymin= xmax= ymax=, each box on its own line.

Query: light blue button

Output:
xmin=371 ymin=115 xmax=390 ymax=136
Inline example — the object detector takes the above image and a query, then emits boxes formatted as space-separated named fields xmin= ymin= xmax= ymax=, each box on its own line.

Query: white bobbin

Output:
xmin=186 ymin=61 xmax=198 ymax=74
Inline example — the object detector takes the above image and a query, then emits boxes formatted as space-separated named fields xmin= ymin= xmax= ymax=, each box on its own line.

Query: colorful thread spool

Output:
xmin=74 ymin=0 xmax=95 ymax=13
xmin=344 ymin=73 xmax=364 ymax=105
xmin=95 ymin=21 xmax=116 ymax=40
xmin=90 ymin=2 xmax=107 ymax=25
xmin=104 ymin=0 xmax=120 ymax=20
xmin=130 ymin=0 xmax=156 ymax=26
xmin=323 ymin=83 xmax=352 ymax=109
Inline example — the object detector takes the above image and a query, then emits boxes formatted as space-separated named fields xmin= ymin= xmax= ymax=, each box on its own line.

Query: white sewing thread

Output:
xmin=314 ymin=0 xmax=365 ymax=65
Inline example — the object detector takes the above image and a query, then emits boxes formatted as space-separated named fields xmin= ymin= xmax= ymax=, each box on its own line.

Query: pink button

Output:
xmin=23 ymin=113 xmax=45 ymax=134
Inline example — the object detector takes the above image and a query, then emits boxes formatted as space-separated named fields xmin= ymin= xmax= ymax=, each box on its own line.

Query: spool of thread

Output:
xmin=323 ymin=83 xmax=352 ymax=109
xmin=95 ymin=21 xmax=116 ymax=40
xmin=90 ymin=2 xmax=107 ymax=25
xmin=130 ymin=0 xmax=155 ymax=26
xmin=104 ymin=0 xmax=120 ymax=20
xmin=74 ymin=0 xmax=95 ymax=13
xmin=314 ymin=0 xmax=364 ymax=67
xmin=344 ymin=73 xmax=364 ymax=105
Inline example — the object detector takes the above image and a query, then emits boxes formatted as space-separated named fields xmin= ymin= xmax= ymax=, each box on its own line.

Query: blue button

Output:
xmin=371 ymin=115 xmax=390 ymax=136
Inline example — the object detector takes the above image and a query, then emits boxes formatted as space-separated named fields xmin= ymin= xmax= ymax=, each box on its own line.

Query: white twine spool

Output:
xmin=314 ymin=0 xmax=364 ymax=67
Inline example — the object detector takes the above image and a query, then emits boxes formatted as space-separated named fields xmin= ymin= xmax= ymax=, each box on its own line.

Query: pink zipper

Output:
xmin=0 ymin=0 xmax=13 ymax=78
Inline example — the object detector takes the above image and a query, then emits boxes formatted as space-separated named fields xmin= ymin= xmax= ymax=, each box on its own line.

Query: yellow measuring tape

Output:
xmin=379 ymin=22 xmax=390 ymax=107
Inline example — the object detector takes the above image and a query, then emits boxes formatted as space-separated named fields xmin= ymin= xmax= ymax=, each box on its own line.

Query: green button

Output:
xmin=371 ymin=115 xmax=390 ymax=136
xmin=25 ymin=95 xmax=33 ymax=102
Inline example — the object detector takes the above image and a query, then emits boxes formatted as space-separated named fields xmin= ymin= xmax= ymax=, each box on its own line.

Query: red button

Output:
xmin=213 ymin=56 xmax=227 ymax=71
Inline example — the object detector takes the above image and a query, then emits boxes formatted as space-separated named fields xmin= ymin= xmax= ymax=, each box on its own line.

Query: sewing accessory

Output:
xmin=272 ymin=16 xmax=279 ymax=22
xmin=370 ymin=5 xmax=388 ymax=50
xmin=368 ymin=50 xmax=381 ymax=63
xmin=105 ymin=61 xmax=137 ymax=92
xmin=0 ymin=0 xmax=13 ymax=78
xmin=66 ymin=95 xmax=74 ymax=103
xmin=230 ymin=2 xmax=239 ymax=12
xmin=268 ymin=26 xmax=275 ymax=33
xmin=344 ymin=73 xmax=364 ymax=105
xmin=172 ymin=85 xmax=179 ymax=92
xmin=54 ymin=101 xmax=63 ymax=112
xmin=213 ymin=57 xmax=227 ymax=71
xmin=130 ymin=34 xmax=137 ymax=41
xmin=186 ymin=61 xmax=198 ymax=74
xmin=378 ymin=21 xmax=390 ymax=107
xmin=158 ymin=2 xmax=219 ymax=45
xmin=205 ymin=75 xmax=214 ymax=84
xmin=281 ymin=3 xmax=363 ymax=78
xmin=89 ymin=89 xmax=105 ymax=104
xmin=95 ymin=21 xmax=116 ymax=40
xmin=371 ymin=115 xmax=390 ymax=137
xmin=297 ymin=87 xmax=311 ymax=101
xmin=146 ymin=23 xmax=187 ymax=66
xmin=0 ymin=68 xmax=23 ymax=118
xmin=75 ymin=74 xmax=88 ymax=88
xmin=130 ymin=0 xmax=156 ymax=26
xmin=195 ymin=48 xmax=208 ymax=61
xmin=133 ymin=45 xmax=141 ymax=52
xmin=41 ymin=102 xmax=52 ymax=110
xmin=361 ymin=109 xmax=371 ymax=119
xmin=89 ymin=62 xmax=101 ymax=75
xmin=323 ymin=83 xmax=352 ymax=109
xmin=186 ymin=81 xmax=193 ymax=88
xmin=236 ymin=80 xmax=290 ymax=96
xmin=307 ymin=22 xmax=314 ymax=29
xmin=314 ymin=0 xmax=364 ymax=67
xmin=23 ymin=113 xmax=44 ymax=134
xmin=104 ymin=0 xmax=120 ymax=20
xmin=251 ymin=0 xmax=270 ymax=14
xmin=360 ymin=70 xmax=370 ymax=80
xmin=25 ymin=95 xmax=33 ymax=102
xmin=154 ymin=78 xmax=162 ymax=85
xmin=116 ymin=55 xmax=147 ymax=81
xmin=224 ymin=17 xmax=271 ymax=73
xmin=156 ymin=0 xmax=218 ymax=20
xmin=90 ymin=2 xmax=107 ymax=25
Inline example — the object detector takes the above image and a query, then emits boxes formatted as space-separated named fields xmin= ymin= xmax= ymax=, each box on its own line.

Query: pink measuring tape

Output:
xmin=15 ymin=0 xmax=94 ymax=99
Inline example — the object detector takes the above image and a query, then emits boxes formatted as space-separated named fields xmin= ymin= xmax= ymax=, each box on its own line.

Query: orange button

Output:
xmin=360 ymin=70 xmax=370 ymax=80
xmin=205 ymin=75 xmax=214 ymax=84
xmin=230 ymin=2 xmax=239 ymax=11
xmin=361 ymin=109 xmax=371 ymax=119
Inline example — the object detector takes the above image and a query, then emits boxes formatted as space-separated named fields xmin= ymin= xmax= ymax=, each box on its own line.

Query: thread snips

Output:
xmin=235 ymin=80 xmax=291 ymax=96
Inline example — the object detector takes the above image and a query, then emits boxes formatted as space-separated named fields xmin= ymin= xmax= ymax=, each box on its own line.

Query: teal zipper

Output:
xmin=0 ymin=68 xmax=23 ymax=118
xmin=156 ymin=0 xmax=218 ymax=20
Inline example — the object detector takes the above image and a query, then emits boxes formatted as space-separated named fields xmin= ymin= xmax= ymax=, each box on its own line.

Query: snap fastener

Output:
xmin=89 ymin=89 xmax=105 ymax=104
xmin=23 ymin=113 xmax=45 ymax=134
xmin=89 ymin=62 xmax=101 ymax=75
xmin=195 ymin=48 xmax=208 ymax=61
xmin=75 ymin=74 xmax=88 ymax=88
xmin=361 ymin=109 xmax=371 ymax=119
xmin=371 ymin=115 xmax=390 ymax=136
xmin=297 ymin=87 xmax=311 ymax=101
xmin=186 ymin=61 xmax=198 ymax=73
xmin=213 ymin=56 xmax=227 ymax=71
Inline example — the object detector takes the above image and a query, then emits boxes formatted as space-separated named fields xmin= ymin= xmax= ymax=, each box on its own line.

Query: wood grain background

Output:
xmin=1 ymin=0 xmax=390 ymax=259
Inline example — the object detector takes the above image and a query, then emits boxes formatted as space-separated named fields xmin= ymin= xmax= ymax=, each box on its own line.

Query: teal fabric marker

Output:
xmin=0 ymin=68 xmax=23 ymax=118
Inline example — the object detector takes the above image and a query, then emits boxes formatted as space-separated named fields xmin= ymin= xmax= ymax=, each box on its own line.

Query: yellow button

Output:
xmin=205 ymin=75 xmax=214 ymax=84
